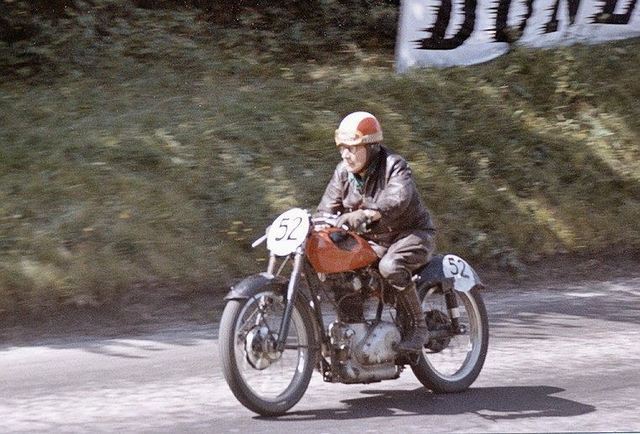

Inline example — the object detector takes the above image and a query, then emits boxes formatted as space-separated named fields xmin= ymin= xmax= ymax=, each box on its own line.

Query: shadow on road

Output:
xmin=264 ymin=386 xmax=595 ymax=422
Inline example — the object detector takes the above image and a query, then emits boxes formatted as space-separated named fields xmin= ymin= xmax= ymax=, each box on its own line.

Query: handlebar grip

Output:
xmin=251 ymin=234 xmax=268 ymax=248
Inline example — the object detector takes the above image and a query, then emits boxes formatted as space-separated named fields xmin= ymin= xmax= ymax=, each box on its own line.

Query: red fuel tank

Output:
xmin=306 ymin=228 xmax=378 ymax=274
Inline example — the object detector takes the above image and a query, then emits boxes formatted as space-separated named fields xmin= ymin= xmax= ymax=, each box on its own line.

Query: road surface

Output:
xmin=1 ymin=275 xmax=639 ymax=432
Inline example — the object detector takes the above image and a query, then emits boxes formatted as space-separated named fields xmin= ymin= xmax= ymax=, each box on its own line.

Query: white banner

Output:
xmin=396 ymin=0 xmax=640 ymax=71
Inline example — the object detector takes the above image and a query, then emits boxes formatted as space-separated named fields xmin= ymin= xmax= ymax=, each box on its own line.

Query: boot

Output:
xmin=396 ymin=283 xmax=429 ymax=354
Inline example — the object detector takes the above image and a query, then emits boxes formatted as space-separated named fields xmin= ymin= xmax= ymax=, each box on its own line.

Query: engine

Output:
xmin=318 ymin=268 xmax=401 ymax=383
xmin=320 ymin=269 xmax=386 ymax=322
xmin=327 ymin=320 xmax=402 ymax=384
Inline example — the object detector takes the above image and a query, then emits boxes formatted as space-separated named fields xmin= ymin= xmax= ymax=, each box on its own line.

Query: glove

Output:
xmin=336 ymin=210 xmax=369 ymax=230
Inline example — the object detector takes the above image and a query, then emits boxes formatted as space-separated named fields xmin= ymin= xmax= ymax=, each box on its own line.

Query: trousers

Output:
xmin=369 ymin=230 xmax=436 ymax=289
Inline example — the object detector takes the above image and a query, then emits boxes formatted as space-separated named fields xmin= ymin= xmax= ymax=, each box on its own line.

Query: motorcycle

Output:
xmin=219 ymin=207 xmax=489 ymax=416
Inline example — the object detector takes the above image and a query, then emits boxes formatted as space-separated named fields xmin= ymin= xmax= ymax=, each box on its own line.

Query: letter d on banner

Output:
xmin=395 ymin=0 xmax=509 ymax=71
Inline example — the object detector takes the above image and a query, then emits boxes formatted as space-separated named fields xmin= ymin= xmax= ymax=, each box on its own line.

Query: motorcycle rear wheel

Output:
xmin=411 ymin=287 xmax=489 ymax=393
xmin=219 ymin=290 xmax=316 ymax=416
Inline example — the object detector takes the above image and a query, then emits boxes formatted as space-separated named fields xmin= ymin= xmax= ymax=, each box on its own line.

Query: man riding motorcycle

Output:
xmin=317 ymin=111 xmax=437 ymax=353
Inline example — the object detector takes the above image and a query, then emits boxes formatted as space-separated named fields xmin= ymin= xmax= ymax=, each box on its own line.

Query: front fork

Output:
xmin=275 ymin=250 xmax=304 ymax=352
xmin=443 ymin=278 xmax=465 ymax=334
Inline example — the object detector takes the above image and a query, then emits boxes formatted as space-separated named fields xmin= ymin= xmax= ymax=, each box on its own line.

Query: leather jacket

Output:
xmin=317 ymin=146 xmax=436 ymax=246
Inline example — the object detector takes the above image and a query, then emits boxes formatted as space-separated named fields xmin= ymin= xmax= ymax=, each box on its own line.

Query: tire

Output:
xmin=411 ymin=287 xmax=489 ymax=393
xmin=219 ymin=289 xmax=317 ymax=416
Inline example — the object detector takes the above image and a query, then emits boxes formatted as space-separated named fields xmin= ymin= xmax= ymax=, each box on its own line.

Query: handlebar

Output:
xmin=251 ymin=211 xmax=370 ymax=249
xmin=251 ymin=234 xmax=268 ymax=248
xmin=312 ymin=212 xmax=370 ymax=234
xmin=311 ymin=213 xmax=340 ymax=228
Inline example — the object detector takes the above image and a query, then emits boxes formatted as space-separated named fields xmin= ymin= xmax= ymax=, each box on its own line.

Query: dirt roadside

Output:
xmin=1 ymin=248 xmax=638 ymax=346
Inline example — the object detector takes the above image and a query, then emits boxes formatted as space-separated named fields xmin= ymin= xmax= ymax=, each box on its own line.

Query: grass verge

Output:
xmin=1 ymin=3 xmax=639 ymax=317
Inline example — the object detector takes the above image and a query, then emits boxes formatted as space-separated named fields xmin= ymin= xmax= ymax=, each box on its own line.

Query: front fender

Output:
xmin=224 ymin=273 xmax=289 ymax=301
xmin=223 ymin=272 xmax=321 ymax=349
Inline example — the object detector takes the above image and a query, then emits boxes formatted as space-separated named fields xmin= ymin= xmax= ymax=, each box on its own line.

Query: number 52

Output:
xmin=447 ymin=257 xmax=470 ymax=278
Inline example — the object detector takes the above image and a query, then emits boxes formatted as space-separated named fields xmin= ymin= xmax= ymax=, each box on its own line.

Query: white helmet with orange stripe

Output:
xmin=334 ymin=111 xmax=383 ymax=147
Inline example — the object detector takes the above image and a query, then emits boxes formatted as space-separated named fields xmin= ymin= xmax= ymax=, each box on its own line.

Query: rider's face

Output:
xmin=338 ymin=144 xmax=368 ymax=175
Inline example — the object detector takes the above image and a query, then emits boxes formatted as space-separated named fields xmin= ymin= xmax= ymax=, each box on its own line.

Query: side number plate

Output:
xmin=442 ymin=254 xmax=477 ymax=292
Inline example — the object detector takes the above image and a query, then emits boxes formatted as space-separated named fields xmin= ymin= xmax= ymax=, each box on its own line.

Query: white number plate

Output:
xmin=442 ymin=254 xmax=477 ymax=292
xmin=266 ymin=208 xmax=310 ymax=256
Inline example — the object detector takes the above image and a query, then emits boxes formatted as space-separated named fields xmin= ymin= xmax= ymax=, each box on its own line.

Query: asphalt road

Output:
xmin=1 ymin=275 xmax=640 ymax=433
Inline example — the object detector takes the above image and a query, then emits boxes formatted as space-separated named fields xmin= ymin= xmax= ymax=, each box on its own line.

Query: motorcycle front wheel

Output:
xmin=411 ymin=286 xmax=489 ymax=393
xmin=219 ymin=290 xmax=316 ymax=416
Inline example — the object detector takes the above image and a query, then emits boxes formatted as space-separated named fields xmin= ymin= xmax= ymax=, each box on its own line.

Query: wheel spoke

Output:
xmin=417 ymin=289 xmax=487 ymax=383
xmin=233 ymin=292 xmax=309 ymax=400
xmin=283 ymin=344 xmax=308 ymax=350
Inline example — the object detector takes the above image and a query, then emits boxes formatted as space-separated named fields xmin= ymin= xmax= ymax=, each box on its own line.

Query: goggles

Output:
xmin=337 ymin=144 xmax=365 ymax=155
